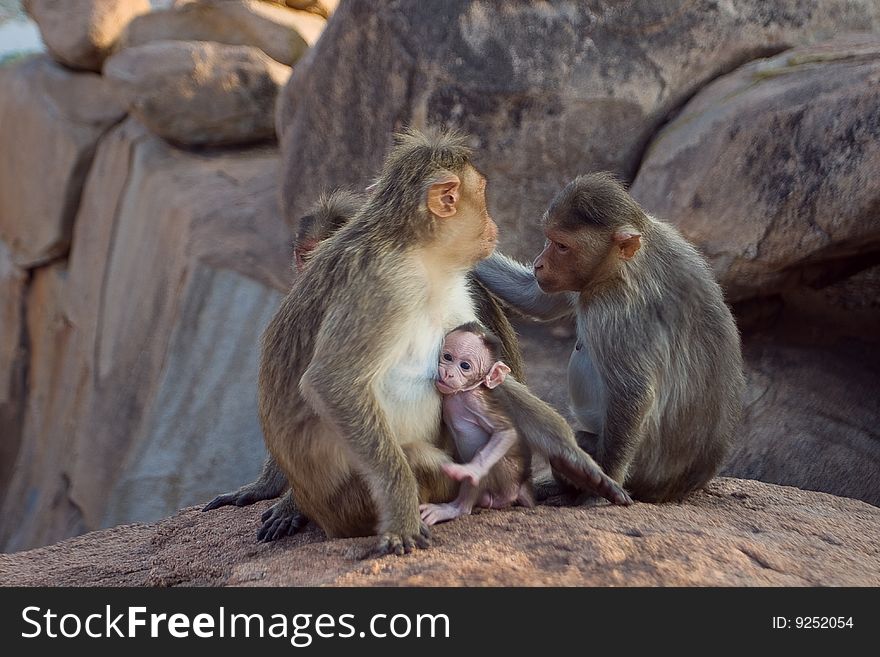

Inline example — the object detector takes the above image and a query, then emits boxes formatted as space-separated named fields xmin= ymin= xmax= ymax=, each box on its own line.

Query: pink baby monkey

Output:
xmin=420 ymin=322 xmax=534 ymax=525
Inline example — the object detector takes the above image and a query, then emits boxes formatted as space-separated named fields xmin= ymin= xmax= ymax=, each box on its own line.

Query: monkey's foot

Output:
xmin=549 ymin=452 xmax=634 ymax=506
xmin=441 ymin=462 xmax=482 ymax=486
xmin=203 ymin=482 xmax=285 ymax=512
xmin=419 ymin=502 xmax=469 ymax=526
xmin=375 ymin=523 xmax=431 ymax=556
xmin=257 ymin=491 xmax=308 ymax=543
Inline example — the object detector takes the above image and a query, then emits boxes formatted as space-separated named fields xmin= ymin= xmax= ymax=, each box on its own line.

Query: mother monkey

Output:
xmin=475 ymin=173 xmax=744 ymax=502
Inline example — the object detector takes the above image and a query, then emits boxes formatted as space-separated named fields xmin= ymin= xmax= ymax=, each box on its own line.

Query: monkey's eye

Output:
xmin=460 ymin=362 xmax=471 ymax=371
xmin=443 ymin=353 xmax=453 ymax=362
xmin=555 ymin=242 xmax=569 ymax=253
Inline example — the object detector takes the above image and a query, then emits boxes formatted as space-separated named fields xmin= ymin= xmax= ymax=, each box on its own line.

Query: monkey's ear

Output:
xmin=613 ymin=229 xmax=641 ymax=260
xmin=426 ymin=173 xmax=461 ymax=219
xmin=484 ymin=362 xmax=511 ymax=389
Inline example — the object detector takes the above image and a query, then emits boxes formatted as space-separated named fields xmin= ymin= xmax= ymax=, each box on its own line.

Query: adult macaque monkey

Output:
xmin=422 ymin=322 xmax=631 ymax=526
xmin=203 ymin=188 xmax=526 ymax=531
xmin=245 ymin=127 xmax=563 ymax=556
xmin=474 ymin=173 xmax=744 ymax=502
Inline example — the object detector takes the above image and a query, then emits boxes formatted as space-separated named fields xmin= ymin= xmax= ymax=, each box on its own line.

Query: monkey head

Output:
xmin=293 ymin=189 xmax=363 ymax=272
xmin=436 ymin=323 xmax=511 ymax=395
xmin=426 ymin=163 xmax=498 ymax=266
xmin=532 ymin=173 xmax=645 ymax=293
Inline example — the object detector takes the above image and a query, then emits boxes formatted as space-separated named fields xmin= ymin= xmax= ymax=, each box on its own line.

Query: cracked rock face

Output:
xmin=276 ymin=0 xmax=880 ymax=262
xmin=631 ymin=35 xmax=880 ymax=302
xmin=1 ymin=478 xmax=878 ymax=586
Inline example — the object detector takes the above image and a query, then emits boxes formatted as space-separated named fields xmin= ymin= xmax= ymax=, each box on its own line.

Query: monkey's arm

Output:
xmin=473 ymin=252 xmax=574 ymax=321
xmin=597 ymin=374 xmax=654 ymax=486
xmin=495 ymin=379 xmax=632 ymax=506
xmin=443 ymin=427 xmax=518 ymax=486
xmin=300 ymin=284 xmax=429 ymax=555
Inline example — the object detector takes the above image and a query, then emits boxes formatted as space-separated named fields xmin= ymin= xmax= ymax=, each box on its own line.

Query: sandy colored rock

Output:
xmin=631 ymin=36 xmax=880 ymax=301
xmin=0 ymin=56 xmax=126 ymax=268
xmin=0 ymin=119 xmax=293 ymax=552
xmin=24 ymin=0 xmax=151 ymax=71
xmin=123 ymin=0 xmax=321 ymax=66
xmin=276 ymin=0 xmax=880 ymax=259
xmin=1 ymin=479 xmax=878 ymax=586
xmin=0 ymin=241 xmax=27 ymax=506
xmin=264 ymin=0 xmax=338 ymax=19
xmin=104 ymin=40 xmax=291 ymax=146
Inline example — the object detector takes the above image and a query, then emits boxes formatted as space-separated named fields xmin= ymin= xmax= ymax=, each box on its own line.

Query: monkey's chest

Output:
xmin=377 ymin=328 xmax=446 ymax=444
xmin=442 ymin=395 xmax=493 ymax=462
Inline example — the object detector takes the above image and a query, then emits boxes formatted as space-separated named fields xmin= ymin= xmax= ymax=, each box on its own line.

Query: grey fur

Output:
xmin=475 ymin=174 xmax=745 ymax=502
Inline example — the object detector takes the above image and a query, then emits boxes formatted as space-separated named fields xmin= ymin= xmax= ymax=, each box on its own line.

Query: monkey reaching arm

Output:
xmin=474 ymin=252 xmax=575 ymax=321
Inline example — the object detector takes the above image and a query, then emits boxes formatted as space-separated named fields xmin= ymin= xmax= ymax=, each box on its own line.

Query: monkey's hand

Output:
xmin=549 ymin=451 xmax=634 ymax=506
xmin=375 ymin=521 xmax=431 ymax=557
xmin=441 ymin=462 xmax=482 ymax=486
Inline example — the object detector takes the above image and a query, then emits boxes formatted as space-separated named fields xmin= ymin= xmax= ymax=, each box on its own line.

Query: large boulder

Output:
xmin=122 ymin=0 xmax=325 ymax=66
xmin=23 ymin=0 xmax=151 ymax=72
xmin=0 ymin=242 xmax=27 ymax=506
xmin=276 ymin=0 xmax=880 ymax=260
xmin=104 ymin=41 xmax=291 ymax=146
xmin=723 ymin=270 xmax=880 ymax=507
xmin=0 ymin=56 xmax=126 ymax=268
xmin=630 ymin=36 xmax=880 ymax=301
xmin=1 ymin=478 xmax=878 ymax=585
xmin=0 ymin=119 xmax=294 ymax=552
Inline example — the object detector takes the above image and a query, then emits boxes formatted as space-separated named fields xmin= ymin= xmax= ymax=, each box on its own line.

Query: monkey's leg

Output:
xmin=420 ymin=481 xmax=481 ymax=526
xmin=257 ymin=489 xmax=310 ymax=543
xmin=202 ymin=456 xmax=288 ymax=511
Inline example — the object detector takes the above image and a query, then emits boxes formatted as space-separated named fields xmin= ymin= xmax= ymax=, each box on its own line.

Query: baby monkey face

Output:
xmin=436 ymin=331 xmax=492 ymax=394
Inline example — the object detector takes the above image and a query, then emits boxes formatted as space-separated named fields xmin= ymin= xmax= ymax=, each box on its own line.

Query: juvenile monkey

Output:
xmin=475 ymin=173 xmax=744 ymax=502
xmin=293 ymin=189 xmax=364 ymax=273
xmin=422 ymin=322 xmax=631 ymax=525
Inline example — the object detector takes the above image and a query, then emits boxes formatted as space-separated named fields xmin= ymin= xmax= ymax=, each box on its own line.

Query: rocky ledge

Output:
xmin=1 ymin=478 xmax=878 ymax=587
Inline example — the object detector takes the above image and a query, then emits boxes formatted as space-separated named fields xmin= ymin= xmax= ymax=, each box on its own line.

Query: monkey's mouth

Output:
xmin=434 ymin=379 xmax=456 ymax=395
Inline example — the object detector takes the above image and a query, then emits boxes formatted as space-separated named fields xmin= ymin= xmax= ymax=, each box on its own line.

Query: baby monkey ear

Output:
xmin=484 ymin=362 xmax=511 ymax=389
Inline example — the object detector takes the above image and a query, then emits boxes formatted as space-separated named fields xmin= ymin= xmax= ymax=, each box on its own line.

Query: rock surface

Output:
xmin=631 ymin=36 xmax=880 ymax=301
xmin=24 ymin=0 xmax=151 ymax=71
xmin=0 ymin=56 xmax=126 ymax=267
xmin=1 ymin=478 xmax=878 ymax=586
xmin=104 ymin=40 xmax=291 ymax=146
xmin=723 ymin=279 xmax=880 ymax=507
xmin=0 ymin=242 xmax=27 ymax=506
xmin=276 ymin=0 xmax=880 ymax=259
xmin=0 ymin=119 xmax=293 ymax=552
xmin=123 ymin=0 xmax=322 ymax=66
